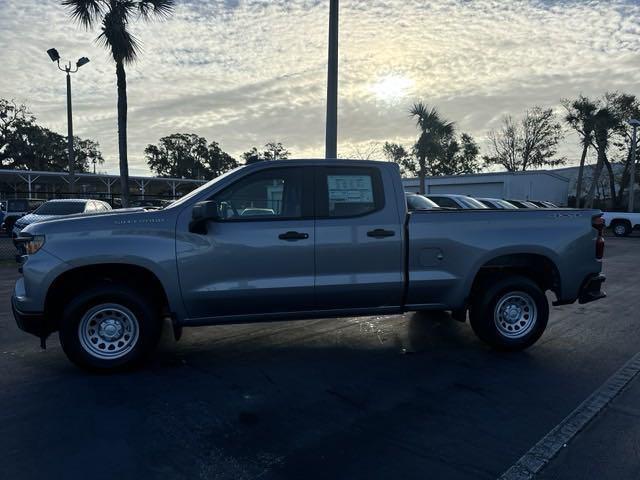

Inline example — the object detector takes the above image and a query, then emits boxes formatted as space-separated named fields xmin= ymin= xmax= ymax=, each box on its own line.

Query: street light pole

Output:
xmin=629 ymin=119 xmax=639 ymax=213
xmin=66 ymin=68 xmax=75 ymax=193
xmin=47 ymin=48 xmax=89 ymax=196
xmin=325 ymin=0 xmax=339 ymax=159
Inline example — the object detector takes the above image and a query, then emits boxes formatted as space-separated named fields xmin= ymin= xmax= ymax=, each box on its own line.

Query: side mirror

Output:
xmin=190 ymin=200 xmax=219 ymax=233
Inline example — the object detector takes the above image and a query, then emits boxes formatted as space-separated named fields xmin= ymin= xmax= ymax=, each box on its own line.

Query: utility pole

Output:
xmin=629 ymin=119 xmax=639 ymax=213
xmin=325 ymin=0 xmax=339 ymax=159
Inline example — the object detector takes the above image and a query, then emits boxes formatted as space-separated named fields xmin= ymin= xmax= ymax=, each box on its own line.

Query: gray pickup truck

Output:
xmin=12 ymin=160 xmax=606 ymax=371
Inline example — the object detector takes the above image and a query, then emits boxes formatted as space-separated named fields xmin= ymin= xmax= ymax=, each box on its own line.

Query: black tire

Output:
xmin=611 ymin=220 xmax=631 ymax=237
xmin=469 ymin=275 xmax=548 ymax=351
xmin=59 ymin=283 xmax=162 ymax=371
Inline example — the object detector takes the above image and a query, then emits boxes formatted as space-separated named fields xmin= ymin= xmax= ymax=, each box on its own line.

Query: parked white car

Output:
xmin=425 ymin=194 xmax=489 ymax=209
xmin=12 ymin=199 xmax=112 ymax=240
xmin=476 ymin=198 xmax=518 ymax=209
xmin=601 ymin=211 xmax=640 ymax=237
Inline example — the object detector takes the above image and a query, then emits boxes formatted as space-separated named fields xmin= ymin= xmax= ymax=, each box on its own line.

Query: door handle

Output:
xmin=278 ymin=231 xmax=309 ymax=241
xmin=367 ymin=229 xmax=395 ymax=238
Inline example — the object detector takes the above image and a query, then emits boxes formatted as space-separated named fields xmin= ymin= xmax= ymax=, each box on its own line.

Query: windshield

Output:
xmin=164 ymin=165 xmax=246 ymax=210
xmin=34 ymin=201 xmax=86 ymax=215
xmin=460 ymin=197 xmax=489 ymax=209
xmin=497 ymin=199 xmax=518 ymax=209
xmin=406 ymin=194 xmax=438 ymax=210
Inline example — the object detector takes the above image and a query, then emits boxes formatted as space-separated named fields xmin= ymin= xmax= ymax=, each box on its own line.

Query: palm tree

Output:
xmin=585 ymin=108 xmax=620 ymax=208
xmin=62 ymin=0 xmax=175 ymax=207
xmin=409 ymin=102 xmax=454 ymax=194
xmin=564 ymin=96 xmax=597 ymax=207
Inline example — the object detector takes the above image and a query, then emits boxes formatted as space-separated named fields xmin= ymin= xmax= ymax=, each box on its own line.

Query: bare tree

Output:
xmin=484 ymin=107 xmax=565 ymax=171
xmin=346 ymin=141 xmax=382 ymax=161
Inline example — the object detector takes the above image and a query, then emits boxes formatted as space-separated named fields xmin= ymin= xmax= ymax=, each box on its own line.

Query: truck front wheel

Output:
xmin=469 ymin=275 xmax=548 ymax=351
xmin=59 ymin=284 xmax=162 ymax=371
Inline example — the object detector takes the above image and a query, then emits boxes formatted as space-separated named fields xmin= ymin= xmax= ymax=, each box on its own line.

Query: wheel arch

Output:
xmin=468 ymin=252 xmax=561 ymax=304
xmin=45 ymin=263 xmax=171 ymax=332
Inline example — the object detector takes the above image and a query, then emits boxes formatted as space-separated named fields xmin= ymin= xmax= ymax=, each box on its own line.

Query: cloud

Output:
xmin=0 ymin=0 xmax=638 ymax=175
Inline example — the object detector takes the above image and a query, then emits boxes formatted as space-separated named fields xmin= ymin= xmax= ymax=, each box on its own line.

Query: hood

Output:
xmin=21 ymin=207 xmax=155 ymax=235
xmin=14 ymin=213 xmax=61 ymax=229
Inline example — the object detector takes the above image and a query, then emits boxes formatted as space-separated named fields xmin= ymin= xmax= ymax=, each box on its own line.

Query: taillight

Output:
xmin=593 ymin=216 xmax=605 ymax=259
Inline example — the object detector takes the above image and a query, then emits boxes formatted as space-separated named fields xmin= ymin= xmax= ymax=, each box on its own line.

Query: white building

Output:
xmin=402 ymin=171 xmax=570 ymax=206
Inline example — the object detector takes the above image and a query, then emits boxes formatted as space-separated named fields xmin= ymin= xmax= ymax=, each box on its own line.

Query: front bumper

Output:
xmin=12 ymin=295 xmax=48 ymax=338
xmin=578 ymin=273 xmax=606 ymax=304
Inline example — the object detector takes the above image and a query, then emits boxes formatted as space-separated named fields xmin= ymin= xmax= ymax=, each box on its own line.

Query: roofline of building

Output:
xmin=0 ymin=168 xmax=206 ymax=184
xmin=402 ymin=169 xmax=570 ymax=183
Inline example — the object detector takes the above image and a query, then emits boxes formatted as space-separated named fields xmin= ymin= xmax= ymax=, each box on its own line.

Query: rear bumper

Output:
xmin=11 ymin=295 xmax=47 ymax=338
xmin=553 ymin=273 xmax=606 ymax=306
xmin=578 ymin=273 xmax=606 ymax=304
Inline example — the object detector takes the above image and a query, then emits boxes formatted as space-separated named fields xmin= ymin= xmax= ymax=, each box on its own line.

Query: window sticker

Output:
xmin=327 ymin=175 xmax=374 ymax=203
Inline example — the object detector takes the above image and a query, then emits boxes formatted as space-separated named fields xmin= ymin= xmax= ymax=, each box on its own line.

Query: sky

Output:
xmin=0 ymin=0 xmax=639 ymax=176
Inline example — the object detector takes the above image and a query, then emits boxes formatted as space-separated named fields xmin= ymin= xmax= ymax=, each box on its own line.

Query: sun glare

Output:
xmin=369 ymin=74 xmax=414 ymax=103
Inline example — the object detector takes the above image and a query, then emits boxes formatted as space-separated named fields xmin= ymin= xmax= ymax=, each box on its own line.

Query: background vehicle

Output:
xmin=529 ymin=200 xmax=559 ymax=208
xmin=506 ymin=199 xmax=540 ymax=209
xmin=425 ymin=194 xmax=489 ymax=209
xmin=477 ymin=198 xmax=518 ymax=209
xmin=128 ymin=199 xmax=173 ymax=209
xmin=12 ymin=199 xmax=112 ymax=242
xmin=1 ymin=199 xmax=43 ymax=233
xmin=405 ymin=192 xmax=439 ymax=211
xmin=12 ymin=160 xmax=606 ymax=371
xmin=602 ymin=211 xmax=640 ymax=237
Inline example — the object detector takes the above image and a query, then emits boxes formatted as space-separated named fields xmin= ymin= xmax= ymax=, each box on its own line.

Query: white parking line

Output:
xmin=499 ymin=351 xmax=640 ymax=480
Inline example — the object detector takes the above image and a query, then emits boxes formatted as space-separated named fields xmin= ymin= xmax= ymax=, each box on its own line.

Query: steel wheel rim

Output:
xmin=78 ymin=303 xmax=140 ymax=360
xmin=614 ymin=224 xmax=626 ymax=235
xmin=494 ymin=291 xmax=537 ymax=339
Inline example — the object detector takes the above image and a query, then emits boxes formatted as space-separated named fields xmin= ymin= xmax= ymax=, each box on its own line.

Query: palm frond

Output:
xmin=61 ymin=0 xmax=104 ymax=28
xmin=98 ymin=5 xmax=141 ymax=64
xmin=138 ymin=0 xmax=175 ymax=20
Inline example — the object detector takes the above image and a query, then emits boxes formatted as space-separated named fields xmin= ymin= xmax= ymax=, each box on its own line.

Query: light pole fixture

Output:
xmin=325 ymin=0 xmax=339 ymax=159
xmin=47 ymin=48 xmax=90 ymax=195
xmin=628 ymin=119 xmax=640 ymax=213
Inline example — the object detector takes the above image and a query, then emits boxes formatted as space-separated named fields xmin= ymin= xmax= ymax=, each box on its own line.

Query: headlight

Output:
xmin=18 ymin=234 xmax=46 ymax=255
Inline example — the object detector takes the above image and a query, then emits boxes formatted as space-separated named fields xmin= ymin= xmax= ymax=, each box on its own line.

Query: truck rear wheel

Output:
xmin=469 ymin=275 xmax=548 ymax=351
xmin=59 ymin=284 xmax=162 ymax=371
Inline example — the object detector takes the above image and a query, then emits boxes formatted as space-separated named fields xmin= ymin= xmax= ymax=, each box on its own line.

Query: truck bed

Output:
xmin=405 ymin=208 xmax=602 ymax=309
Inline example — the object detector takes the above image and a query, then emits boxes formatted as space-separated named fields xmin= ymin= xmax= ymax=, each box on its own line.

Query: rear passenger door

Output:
xmin=314 ymin=166 xmax=404 ymax=310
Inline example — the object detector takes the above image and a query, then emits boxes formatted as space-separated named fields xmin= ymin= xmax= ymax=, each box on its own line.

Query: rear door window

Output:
xmin=316 ymin=167 xmax=384 ymax=218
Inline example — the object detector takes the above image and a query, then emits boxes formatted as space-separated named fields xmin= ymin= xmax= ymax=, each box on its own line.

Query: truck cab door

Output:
xmin=313 ymin=165 xmax=404 ymax=310
xmin=176 ymin=166 xmax=315 ymax=320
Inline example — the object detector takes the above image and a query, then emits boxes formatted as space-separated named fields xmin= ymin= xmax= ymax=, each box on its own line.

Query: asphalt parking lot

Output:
xmin=0 ymin=237 xmax=639 ymax=480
